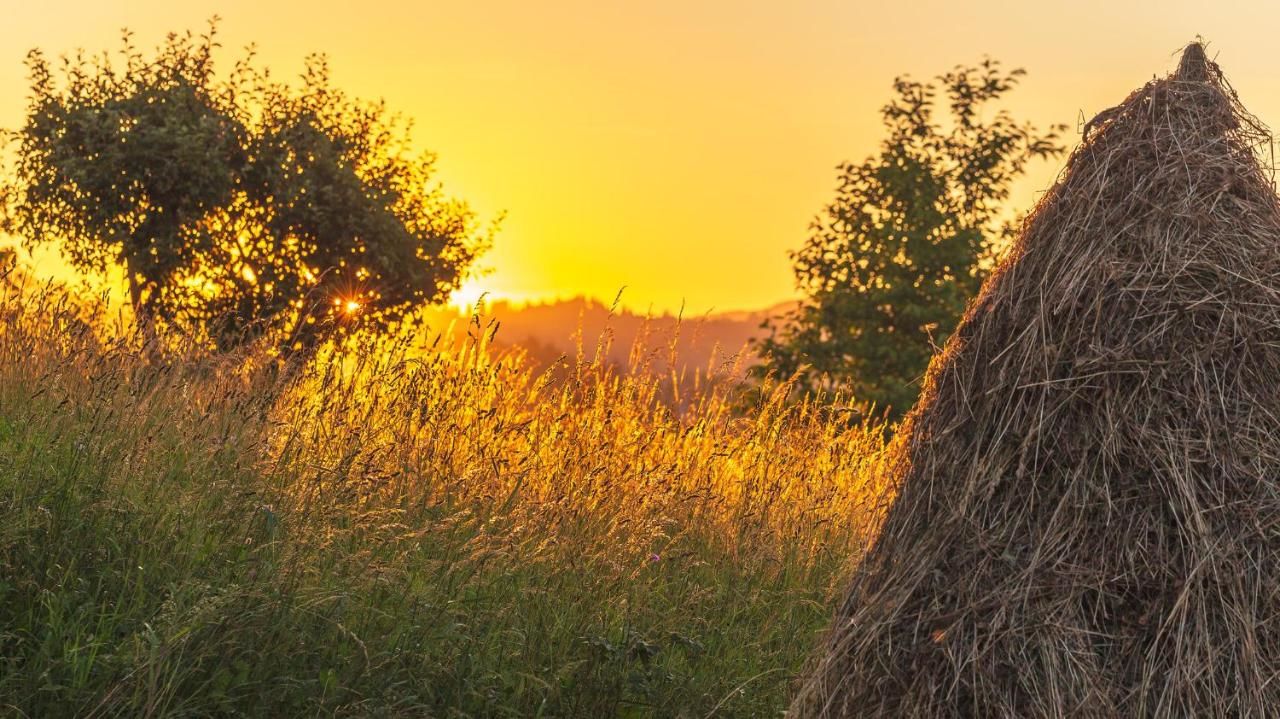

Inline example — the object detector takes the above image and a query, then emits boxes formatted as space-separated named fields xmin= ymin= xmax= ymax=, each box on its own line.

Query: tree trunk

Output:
xmin=124 ymin=263 xmax=161 ymax=358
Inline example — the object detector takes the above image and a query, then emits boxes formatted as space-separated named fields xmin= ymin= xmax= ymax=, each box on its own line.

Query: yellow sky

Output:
xmin=4 ymin=1 xmax=1280 ymax=314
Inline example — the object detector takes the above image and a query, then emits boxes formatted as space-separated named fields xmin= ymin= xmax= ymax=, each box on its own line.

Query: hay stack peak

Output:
xmin=1176 ymin=40 xmax=1210 ymax=81
xmin=796 ymin=43 xmax=1280 ymax=717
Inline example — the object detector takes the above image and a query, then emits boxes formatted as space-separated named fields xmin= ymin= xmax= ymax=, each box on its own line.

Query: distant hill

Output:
xmin=419 ymin=297 xmax=796 ymax=376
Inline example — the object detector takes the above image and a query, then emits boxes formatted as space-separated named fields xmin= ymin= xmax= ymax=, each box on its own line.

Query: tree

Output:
xmin=757 ymin=60 xmax=1064 ymax=419
xmin=3 ymin=21 xmax=489 ymax=355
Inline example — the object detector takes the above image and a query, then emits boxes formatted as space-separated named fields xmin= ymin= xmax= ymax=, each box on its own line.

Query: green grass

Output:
xmin=0 ymin=293 xmax=884 ymax=717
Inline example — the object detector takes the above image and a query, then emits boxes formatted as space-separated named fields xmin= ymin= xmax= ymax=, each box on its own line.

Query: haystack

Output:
xmin=795 ymin=44 xmax=1280 ymax=717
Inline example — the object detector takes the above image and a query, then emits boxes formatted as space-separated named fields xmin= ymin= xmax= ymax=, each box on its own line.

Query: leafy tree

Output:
xmin=757 ymin=60 xmax=1064 ymax=419
xmin=4 ymin=22 xmax=488 ymax=354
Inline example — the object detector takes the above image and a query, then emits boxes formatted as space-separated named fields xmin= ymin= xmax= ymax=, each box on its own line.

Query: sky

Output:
xmin=4 ymin=1 xmax=1280 ymax=314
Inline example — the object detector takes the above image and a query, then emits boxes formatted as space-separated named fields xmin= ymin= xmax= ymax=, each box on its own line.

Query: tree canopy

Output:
xmin=757 ymin=60 xmax=1064 ymax=418
xmin=4 ymin=22 xmax=489 ymax=354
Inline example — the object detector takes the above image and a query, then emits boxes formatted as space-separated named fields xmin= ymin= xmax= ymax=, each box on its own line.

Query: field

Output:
xmin=0 ymin=287 xmax=886 ymax=717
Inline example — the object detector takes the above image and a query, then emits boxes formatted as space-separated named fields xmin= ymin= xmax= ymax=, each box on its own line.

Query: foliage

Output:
xmin=758 ymin=60 xmax=1064 ymax=418
xmin=0 ymin=286 xmax=886 ymax=717
xmin=3 ymin=21 xmax=488 ymax=354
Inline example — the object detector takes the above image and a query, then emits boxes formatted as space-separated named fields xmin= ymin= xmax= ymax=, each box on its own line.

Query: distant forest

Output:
xmin=420 ymin=297 xmax=795 ymax=375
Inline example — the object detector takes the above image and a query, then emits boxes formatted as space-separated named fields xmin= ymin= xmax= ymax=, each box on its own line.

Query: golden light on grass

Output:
xmin=0 ymin=280 xmax=890 ymax=715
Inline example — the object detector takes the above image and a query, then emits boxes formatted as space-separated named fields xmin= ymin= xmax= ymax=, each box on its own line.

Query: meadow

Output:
xmin=0 ymin=284 xmax=886 ymax=717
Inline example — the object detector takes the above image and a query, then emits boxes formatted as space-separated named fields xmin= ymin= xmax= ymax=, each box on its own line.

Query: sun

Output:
xmin=448 ymin=282 xmax=497 ymax=312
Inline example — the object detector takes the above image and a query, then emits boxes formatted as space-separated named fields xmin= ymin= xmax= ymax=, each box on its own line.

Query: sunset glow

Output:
xmin=10 ymin=5 xmax=1280 ymax=715
xmin=5 ymin=1 xmax=1280 ymax=314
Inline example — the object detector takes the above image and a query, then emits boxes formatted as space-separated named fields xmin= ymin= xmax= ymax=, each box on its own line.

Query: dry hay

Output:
xmin=794 ymin=43 xmax=1280 ymax=718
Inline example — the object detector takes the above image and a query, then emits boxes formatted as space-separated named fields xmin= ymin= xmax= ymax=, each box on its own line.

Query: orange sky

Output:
xmin=4 ymin=1 xmax=1280 ymax=314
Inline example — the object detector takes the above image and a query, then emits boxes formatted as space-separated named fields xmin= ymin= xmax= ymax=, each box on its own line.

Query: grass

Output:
xmin=0 ymin=287 xmax=886 ymax=717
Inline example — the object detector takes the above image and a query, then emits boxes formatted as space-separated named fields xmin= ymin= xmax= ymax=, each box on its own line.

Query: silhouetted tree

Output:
xmin=4 ymin=21 xmax=489 ymax=355
xmin=757 ymin=60 xmax=1064 ymax=418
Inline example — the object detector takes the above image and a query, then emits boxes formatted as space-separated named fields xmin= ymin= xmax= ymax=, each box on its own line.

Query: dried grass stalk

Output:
xmin=794 ymin=43 xmax=1280 ymax=718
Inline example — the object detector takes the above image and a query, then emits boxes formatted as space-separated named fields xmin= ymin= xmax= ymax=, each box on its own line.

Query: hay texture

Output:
xmin=795 ymin=43 xmax=1280 ymax=718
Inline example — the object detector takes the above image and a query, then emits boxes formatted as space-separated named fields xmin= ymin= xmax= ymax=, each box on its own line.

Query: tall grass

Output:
xmin=0 ymin=286 xmax=886 ymax=717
